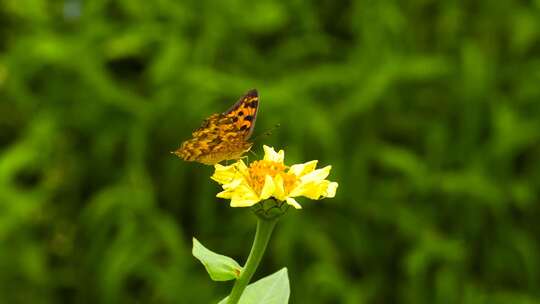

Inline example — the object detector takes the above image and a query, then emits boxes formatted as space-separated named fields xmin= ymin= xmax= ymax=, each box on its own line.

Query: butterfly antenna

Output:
xmin=252 ymin=123 xmax=281 ymax=142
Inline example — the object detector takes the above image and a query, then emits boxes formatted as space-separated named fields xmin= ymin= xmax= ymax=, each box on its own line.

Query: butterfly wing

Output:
xmin=223 ymin=89 xmax=259 ymax=139
xmin=174 ymin=113 xmax=220 ymax=162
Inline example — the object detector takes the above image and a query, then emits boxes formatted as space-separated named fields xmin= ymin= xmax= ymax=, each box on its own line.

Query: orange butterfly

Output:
xmin=173 ymin=89 xmax=259 ymax=165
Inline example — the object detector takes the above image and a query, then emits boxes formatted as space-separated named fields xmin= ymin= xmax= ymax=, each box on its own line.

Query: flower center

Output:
xmin=247 ymin=160 xmax=298 ymax=195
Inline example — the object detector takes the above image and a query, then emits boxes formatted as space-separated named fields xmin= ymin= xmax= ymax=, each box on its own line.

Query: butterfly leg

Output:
xmin=249 ymin=150 xmax=259 ymax=159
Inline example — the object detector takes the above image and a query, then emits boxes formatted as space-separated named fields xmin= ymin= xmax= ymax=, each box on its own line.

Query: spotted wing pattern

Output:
xmin=173 ymin=89 xmax=259 ymax=165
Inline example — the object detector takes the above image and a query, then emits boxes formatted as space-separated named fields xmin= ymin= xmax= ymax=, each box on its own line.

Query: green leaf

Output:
xmin=218 ymin=268 xmax=290 ymax=304
xmin=192 ymin=238 xmax=242 ymax=281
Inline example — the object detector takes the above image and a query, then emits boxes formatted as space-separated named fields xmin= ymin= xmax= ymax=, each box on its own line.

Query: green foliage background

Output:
xmin=1 ymin=0 xmax=540 ymax=303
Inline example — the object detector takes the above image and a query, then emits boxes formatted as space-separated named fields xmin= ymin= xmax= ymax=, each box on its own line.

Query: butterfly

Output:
xmin=173 ymin=89 xmax=259 ymax=165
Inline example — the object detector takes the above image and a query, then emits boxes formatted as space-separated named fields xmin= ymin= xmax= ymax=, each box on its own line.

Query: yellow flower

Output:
xmin=211 ymin=145 xmax=338 ymax=209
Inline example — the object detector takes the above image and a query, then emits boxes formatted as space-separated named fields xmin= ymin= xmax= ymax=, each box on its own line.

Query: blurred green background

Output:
xmin=1 ymin=0 xmax=540 ymax=303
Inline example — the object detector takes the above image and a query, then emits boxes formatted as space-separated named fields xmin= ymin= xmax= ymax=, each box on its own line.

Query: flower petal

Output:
xmin=325 ymin=182 xmax=338 ymax=198
xmin=289 ymin=178 xmax=338 ymax=200
xmin=221 ymin=178 xmax=243 ymax=191
xmin=263 ymin=145 xmax=284 ymax=163
xmin=286 ymin=197 xmax=302 ymax=209
xmin=230 ymin=197 xmax=259 ymax=207
xmin=273 ymin=174 xmax=286 ymax=201
xmin=289 ymin=160 xmax=318 ymax=177
xmin=228 ymin=183 xmax=259 ymax=203
xmin=211 ymin=163 xmax=237 ymax=184
xmin=215 ymin=169 xmax=261 ymax=206
xmin=300 ymin=165 xmax=331 ymax=183
xmin=216 ymin=190 xmax=233 ymax=199
xmin=260 ymin=175 xmax=275 ymax=200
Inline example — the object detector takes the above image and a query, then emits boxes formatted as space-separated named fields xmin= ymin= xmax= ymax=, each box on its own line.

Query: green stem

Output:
xmin=227 ymin=217 xmax=278 ymax=304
